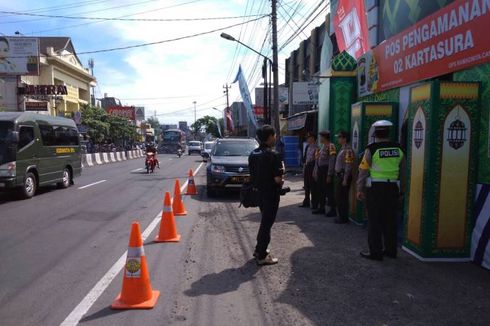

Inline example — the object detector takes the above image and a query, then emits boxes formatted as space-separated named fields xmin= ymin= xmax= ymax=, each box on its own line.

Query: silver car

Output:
xmin=188 ymin=141 xmax=202 ymax=155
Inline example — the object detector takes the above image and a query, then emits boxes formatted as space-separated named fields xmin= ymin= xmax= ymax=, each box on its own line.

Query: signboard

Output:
xmin=287 ymin=113 xmax=307 ymax=131
xmin=0 ymin=37 xmax=39 ymax=76
xmin=25 ymin=101 xmax=48 ymax=111
xmin=373 ymin=0 xmax=490 ymax=93
xmin=357 ymin=51 xmax=378 ymax=97
xmin=253 ymin=106 xmax=265 ymax=119
xmin=135 ymin=107 xmax=145 ymax=121
xmin=292 ymin=82 xmax=318 ymax=105
xmin=333 ymin=0 xmax=369 ymax=59
xmin=18 ymin=85 xmax=68 ymax=96
xmin=107 ymin=106 xmax=135 ymax=120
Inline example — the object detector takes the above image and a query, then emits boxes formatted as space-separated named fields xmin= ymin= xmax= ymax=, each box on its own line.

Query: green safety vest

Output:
xmin=369 ymin=143 xmax=403 ymax=181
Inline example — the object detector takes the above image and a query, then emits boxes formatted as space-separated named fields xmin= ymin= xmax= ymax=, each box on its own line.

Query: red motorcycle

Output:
xmin=145 ymin=152 xmax=157 ymax=174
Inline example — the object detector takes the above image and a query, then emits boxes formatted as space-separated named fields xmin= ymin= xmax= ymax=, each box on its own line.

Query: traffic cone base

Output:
xmin=174 ymin=210 xmax=187 ymax=216
xmin=154 ymin=233 xmax=181 ymax=243
xmin=111 ymin=290 xmax=160 ymax=309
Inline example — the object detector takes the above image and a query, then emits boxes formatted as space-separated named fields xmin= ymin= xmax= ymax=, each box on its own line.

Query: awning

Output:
xmin=287 ymin=110 xmax=317 ymax=131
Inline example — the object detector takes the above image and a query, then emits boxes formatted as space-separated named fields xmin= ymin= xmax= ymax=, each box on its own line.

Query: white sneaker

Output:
xmin=256 ymin=254 xmax=278 ymax=266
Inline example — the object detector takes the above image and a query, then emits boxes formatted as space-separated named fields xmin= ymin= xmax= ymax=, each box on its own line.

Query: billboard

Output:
xmin=135 ymin=106 xmax=145 ymax=121
xmin=333 ymin=0 xmax=369 ymax=59
xmin=372 ymin=0 xmax=490 ymax=93
xmin=107 ymin=106 xmax=135 ymax=120
xmin=292 ymin=82 xmax=318 ymax=105
xmin=0 ymin=37 xmax=39 ymax=76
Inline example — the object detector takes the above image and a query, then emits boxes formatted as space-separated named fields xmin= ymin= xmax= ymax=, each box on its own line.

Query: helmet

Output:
xmin=372 ymin=120 xmax=393 ymax=129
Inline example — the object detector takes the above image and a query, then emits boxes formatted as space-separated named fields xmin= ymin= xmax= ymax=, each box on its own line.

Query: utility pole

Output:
xmin=193 ymin=101 xmax=197 ymax=138
xmin=271 ymin=0 xmax=280 ymax=134
xmin=223 ymin=84 xmax=231 ymax=109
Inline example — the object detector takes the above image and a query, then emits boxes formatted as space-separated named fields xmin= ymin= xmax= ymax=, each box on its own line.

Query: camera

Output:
xmin=279 ymin=186 xmax=291 ymax=196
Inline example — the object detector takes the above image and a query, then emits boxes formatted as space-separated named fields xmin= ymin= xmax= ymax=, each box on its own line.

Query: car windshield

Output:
xmin=213 ymin=141 xmax=258 ymax=156
xmin=0 ymin=121 xmax=16 ymax=165
xmin=189 ymin=141 xmax=201 ymax=146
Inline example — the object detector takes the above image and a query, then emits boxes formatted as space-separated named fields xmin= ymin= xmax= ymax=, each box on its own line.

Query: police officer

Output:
xmin=300 ymin=133 xmax=319 ymax=209
xmin=334 ymin=130 xmax=354 ymax=224
xmin=313 ymin=131 xmax=337 ymax=216
xmin=357 ymin=120 xmax=405 ymax=261
xmin=249 ymin=125 xmax=285 ymax=265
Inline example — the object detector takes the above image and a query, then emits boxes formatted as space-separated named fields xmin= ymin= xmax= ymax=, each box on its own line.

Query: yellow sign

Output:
xmin=56 ymin=147 xmax=75 ymax=154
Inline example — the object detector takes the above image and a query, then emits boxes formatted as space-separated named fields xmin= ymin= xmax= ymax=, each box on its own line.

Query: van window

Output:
xmin=40 ymin=125 xmax=79 ymax=146
xmin=18 ymin=126 xmax=34 ymax=149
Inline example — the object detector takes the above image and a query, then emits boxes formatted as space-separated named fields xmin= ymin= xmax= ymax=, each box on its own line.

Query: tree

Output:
xmin=80 ymin=105 xmax=110 ymax=143
xmin=146 ymin=116 xmax=162 ymax=138
xmin=191 ymin=115 xmax=223 ymax=137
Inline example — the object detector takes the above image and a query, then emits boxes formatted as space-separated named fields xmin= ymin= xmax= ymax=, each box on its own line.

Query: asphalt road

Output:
xmin=0 ymin=154 xmax=205 ymax=326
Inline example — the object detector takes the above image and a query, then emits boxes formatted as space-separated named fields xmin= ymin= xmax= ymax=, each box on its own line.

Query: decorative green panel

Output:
xmin=361 ymin=88 xmax=400 ymax=103
xmin=329 ymin=78 xmax=356 ymax=139
xmin=454 ymin=63 xmax=490 ymax=184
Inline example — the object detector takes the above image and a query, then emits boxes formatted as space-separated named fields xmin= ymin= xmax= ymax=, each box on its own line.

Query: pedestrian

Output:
xmin=299 ymin=133 xmax=318 ymax=209
xmin=357 ymin=120 xmax=405 ymax=261
xmin=334 ymin=130 xmax=354 ymax=224
xmin=313 ymin=131 xmax=337 ymax=216
xmin=249 ymin=125 xmax=285 ymax=266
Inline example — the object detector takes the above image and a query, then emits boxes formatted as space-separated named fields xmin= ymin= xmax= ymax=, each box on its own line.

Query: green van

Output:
xmin=0 ymin=112 xmax=82 ymax=199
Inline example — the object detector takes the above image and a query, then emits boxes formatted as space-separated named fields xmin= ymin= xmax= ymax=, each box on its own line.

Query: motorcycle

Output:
xmin=145 ymin=152 xmax=157 ymax=173
xmin=177 ymin=148 xmax=182 ymax=158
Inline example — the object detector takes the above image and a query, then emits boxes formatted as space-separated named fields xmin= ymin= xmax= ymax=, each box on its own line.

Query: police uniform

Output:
xmin=301 ymin=143 xmax=319 ymax=208
xmin=313 ymin=142 xmax=337 ymax=214
xmin=358 ymin=140 xmax=404 ymax=259
xmin=335 ymin=143 xmax=354 ymax=222
xmin=249 ymin=145 xmax=284 ymax=260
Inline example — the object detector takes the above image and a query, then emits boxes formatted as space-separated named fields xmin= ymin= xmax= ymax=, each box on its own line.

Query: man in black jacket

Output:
xmin=249 ymin=125 xmax=285 ymax=266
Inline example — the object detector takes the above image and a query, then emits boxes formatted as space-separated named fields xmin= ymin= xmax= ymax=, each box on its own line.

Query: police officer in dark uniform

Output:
xmin=357 ymin=120 xmax=405 ymax=261
xmin=249 ymin=125 xmax=285 ymax=265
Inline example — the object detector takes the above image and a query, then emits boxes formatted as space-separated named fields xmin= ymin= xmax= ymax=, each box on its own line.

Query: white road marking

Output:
xmin=60 ymin=162 xmax=204 ymax=326
xmin=77 ymin=180 xmax=107 ymax=190
xmin=131 ymin=168 xmax=143 ymax=172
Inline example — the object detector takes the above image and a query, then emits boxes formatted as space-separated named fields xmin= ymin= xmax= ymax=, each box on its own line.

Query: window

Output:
xmin=39 ymin=125 xmax=79 ymax=146
xmin=18 ymin=126 xmax=34 ymax=149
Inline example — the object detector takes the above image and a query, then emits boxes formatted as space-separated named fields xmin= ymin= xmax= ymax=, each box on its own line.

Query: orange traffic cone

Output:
xmin=186 ymin=169 xmax=198 ymax=195
xmin=154 ymin=192 xmax=181 ymax=242
xmin=111 ymin=222 xmax=160 ymax=309
xmin=173 ymin=179 xmax=187 ymax=216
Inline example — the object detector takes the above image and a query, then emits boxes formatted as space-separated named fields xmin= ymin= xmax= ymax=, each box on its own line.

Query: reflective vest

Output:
xmin=369 ymin=142 xmax=403 ymax=181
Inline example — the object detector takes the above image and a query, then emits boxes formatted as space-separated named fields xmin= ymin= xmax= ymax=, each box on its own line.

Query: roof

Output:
xmin=0 ymin=112 xmax=77 ymax=127
xmin=218 ymin=137 xmax=256 ymax=142
xmin=39 ymin=37 xmax=82 ymax=66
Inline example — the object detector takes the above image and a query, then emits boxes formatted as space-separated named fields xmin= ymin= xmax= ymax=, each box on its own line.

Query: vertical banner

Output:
xmin=334 ymin=0 xmax=370 ymax=59
xmin=233 ymin=66 xmax=258 ymax=128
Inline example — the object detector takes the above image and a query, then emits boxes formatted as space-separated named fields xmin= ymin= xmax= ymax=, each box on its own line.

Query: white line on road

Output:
xmin=77 ymin=180 xmax=107 ymax=190
xmin=131 ymin=168 xmax=143 ymax=172
xmin=60 ymin=162 xmax=204 ymax=326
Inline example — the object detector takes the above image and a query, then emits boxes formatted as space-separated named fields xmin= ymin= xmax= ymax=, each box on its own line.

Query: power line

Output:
xmin=0 ymin=11 xmax=266 ymax=22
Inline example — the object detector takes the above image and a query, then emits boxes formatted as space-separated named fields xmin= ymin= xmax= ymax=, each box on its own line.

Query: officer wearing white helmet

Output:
xmin=357 ymin=120 xmax=405 ymax=261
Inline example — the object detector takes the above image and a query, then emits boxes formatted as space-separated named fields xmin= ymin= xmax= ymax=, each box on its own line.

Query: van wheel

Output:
xmin=19 ymin=172 xmax=37 ymax=199
xmin=58 ymin=168 xmax=71 ymax=189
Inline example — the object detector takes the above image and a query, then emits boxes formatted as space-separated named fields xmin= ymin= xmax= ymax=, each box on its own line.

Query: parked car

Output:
xmin=206 ymin=137 xmax=259 ymax=196
xmin=201 ymin=141 xmax=215 ymax=161
xmin=188 ymin=141 xmax=202 ymax=155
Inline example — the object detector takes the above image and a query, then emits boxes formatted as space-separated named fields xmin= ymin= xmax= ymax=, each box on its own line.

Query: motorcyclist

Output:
xmin=145 ymin=143 xmax=160 ymax=168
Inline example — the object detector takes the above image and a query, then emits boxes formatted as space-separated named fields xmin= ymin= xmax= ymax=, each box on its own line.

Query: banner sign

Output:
xmin=334 ymin=0 xmax=369 ymax=59
xmin=233 ymin=66 xmax=257 ymax=128
xmin=373 ymin=0 xmax=490 ymax=93
xmin=287 ymin=113 xmax=307 ymax=131
xmin=107 ymin=106 xmax=135 ymax=120
xmin=25 ymin=101 xmax=48 ymax=111
xmin=253 ymin=106 xmax=265 ymax=119
xmin=0 ymin=37 xmax=39 ymax=76
xmin=357 ymin=51 xmax=378 ymax=97
xmin=18 ymin=84 xmax=67 ymax=96
xmin=292 ymin=82 xmax=319 ymax=105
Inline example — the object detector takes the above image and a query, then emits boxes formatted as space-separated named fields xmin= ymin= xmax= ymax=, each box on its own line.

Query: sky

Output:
xmin=0 ymin=0 xmax=329 ymax=124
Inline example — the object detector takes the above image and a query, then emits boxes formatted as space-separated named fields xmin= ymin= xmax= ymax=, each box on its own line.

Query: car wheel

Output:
xmin=19 ymin=172 xmax=37 ymax=199
xmin=57 ymin=168 xmax=71 ymax=189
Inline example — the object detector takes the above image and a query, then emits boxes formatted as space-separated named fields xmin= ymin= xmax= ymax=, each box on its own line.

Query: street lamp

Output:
xmin=220 ymin=33 xmax=272 ymax=125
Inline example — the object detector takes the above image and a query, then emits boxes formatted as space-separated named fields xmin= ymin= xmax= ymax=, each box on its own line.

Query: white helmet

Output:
xmin=372 ymin=120 xmax=393 ymax=129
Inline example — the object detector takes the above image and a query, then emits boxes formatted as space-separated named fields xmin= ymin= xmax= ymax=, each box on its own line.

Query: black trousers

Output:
xmin=317 ymin=165 xmax=336 ymax=212
xmin=335 ymin=174 xmax=351 ymax=221
xmin=303 ymin=162 xmax=317 ymax=208
xmin=256 ymin=192 xmax=280 ymax=260
xmin=366 ymin=182 xmax=399 ymax=257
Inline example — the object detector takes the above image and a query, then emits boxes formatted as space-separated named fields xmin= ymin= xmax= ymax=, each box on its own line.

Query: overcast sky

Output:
xmin=1 ymin=0 xmax=329 ymax=124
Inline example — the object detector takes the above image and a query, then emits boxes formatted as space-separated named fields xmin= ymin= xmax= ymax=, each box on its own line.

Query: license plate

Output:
xmin=231 ymin=176 xmax=249 ymax=183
